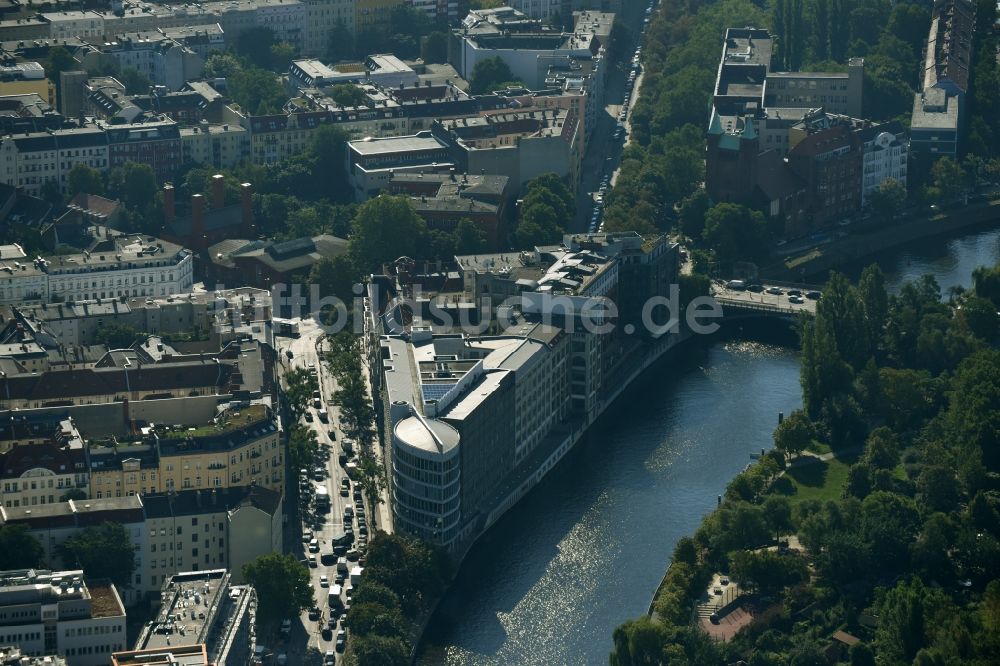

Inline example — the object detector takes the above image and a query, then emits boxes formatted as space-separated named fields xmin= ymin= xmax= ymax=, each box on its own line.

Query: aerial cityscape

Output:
xmin=0 ymin=0 xmax=997 ymax=664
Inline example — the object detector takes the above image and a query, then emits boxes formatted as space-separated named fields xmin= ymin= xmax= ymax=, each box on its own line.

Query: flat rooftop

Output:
xmin=139 ymin=570 xmax=228 ymax=651
xmin=349 ymin=133 xmax=449 ymax=156
xmin=911 ymin=89 xmax=960 ymax=130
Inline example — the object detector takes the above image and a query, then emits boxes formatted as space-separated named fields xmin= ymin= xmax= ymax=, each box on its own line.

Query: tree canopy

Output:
xmin=242 ymin=553 xmax=313 ymax=625
xmin=58 ymin=523 xmax=136 ymax=588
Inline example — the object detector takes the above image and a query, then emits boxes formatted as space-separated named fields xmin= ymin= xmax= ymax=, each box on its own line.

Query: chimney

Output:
xmin=191 ymin=193 xmax=206 ymax=249
xmin=211 ymin=174 xmax=225 ymax=209
xmin=240 ymin=183 xmax=254 ymax=236
xmin=163 ymin=184 xmax=175 ymax=223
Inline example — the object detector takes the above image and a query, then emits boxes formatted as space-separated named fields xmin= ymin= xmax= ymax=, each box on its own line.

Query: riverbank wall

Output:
xmin=765 ymin=200 xmax=1000 ymax=280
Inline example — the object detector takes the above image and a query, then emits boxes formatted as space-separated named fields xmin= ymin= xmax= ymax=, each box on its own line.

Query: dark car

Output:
xmin=806 ymin=291 xmax=821 ymax=300
xmin=321 ymin=627 xmax=332 ymax=640
xmin=746 ymin=284 xmax=764 ymax=293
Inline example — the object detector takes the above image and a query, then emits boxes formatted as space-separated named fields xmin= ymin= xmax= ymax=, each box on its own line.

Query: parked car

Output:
xmin=319 ymin=575 xmax=329 ymax=588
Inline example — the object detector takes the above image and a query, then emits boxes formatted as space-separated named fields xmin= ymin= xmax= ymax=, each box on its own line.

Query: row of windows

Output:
xmin=65 ymin=624 xmax=121 ymax=637
xmin=64 ymin=644 xmax=123 ymax=656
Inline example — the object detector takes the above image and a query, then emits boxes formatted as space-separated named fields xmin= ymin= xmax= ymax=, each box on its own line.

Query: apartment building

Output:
xmin=410 ymin=0 xmax=460 ymax=22
xmin=910 ymin=0 xmax=975 ymax=158
xmin=0 ymin=127 xmax=108 ymax=197
xmin=453 ymin=7 xmax=601 ymax=89
xmin=355 ymin=0 xmax=405 ymax=32
xmin=0 ymin=569 xmax=126 ymax=666
xmin=89 ymin=402 xmax=283 ymax=497
xmin=0 ymin=418 xmax=87 ymax=509
xmin=0 ymin=486 xmax=281 ymax=599
xmin=0 ymin=235 xmax=193 ymax=306
xmin=120 ymin=570 xmax=256 ymax=666
xmin=16 ymin=287 xmax=271 ymax=348
xmin=76 ymin=33 xmax=205 ymax=92
xmin=434 ymin=107 xmax=581 ymax=189
xmin=385 ymin=171 xmax=513 ymax=248
xmin=180 ymin=122 xmax=250 ymax=171
xmin=141 ymin=485 xmax=282 ymax=589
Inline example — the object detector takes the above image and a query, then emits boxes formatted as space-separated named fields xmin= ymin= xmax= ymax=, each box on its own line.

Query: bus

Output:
xmin=314 ymin=483 xmax=330 ymax=512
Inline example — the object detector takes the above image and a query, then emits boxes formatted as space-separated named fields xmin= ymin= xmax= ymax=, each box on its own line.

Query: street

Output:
xmin=274 ymin=316 xmax=385 ymax=662
xmin=571 ymin=0 xmax=650 ymax=233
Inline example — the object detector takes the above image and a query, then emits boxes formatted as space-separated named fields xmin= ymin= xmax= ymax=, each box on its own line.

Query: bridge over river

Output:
xmin=711 ymin=280 xmax=819 ymax=319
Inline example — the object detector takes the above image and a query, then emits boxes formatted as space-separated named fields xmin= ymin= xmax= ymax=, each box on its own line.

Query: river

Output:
xmin=416 ymin=225 xmax=1000 ymax=666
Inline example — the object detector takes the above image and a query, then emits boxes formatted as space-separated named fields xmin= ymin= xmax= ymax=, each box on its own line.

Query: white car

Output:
xmin=319 ymin=575 xmax=329 ymax=588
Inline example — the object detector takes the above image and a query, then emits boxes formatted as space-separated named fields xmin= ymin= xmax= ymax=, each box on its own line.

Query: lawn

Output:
xmin=770 ymin=451 xmax=858 ymax=505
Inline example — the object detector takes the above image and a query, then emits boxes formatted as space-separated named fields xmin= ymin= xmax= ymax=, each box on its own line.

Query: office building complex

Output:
xmin=0 ymin=569 xmax=126 ymax=666
xmin=119 ymin=570 xmax=255 ymax=666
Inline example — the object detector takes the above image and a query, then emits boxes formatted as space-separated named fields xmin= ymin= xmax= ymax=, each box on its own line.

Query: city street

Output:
xmin=572 ymin=0 xmax=651 ymax=232
xmin=275 ymin=317 xmax=375 ymax=662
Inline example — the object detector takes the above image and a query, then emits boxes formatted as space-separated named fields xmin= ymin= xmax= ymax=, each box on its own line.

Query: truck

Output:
xmin=350 ymin=566 xmax=363 ymax=586
xmin=317 ymin=409 xmax=329 ymax=423
xmin=314 ymin=484 xmax=330 ymax=511
xmin=328 ymin=585 xmax=343 ymax=611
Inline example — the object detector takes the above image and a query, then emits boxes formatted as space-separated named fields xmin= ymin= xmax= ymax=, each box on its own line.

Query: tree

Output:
xmin=930 ymin=157 xmax=966 ymax=201
xmin=863 ymin=427 xmax=900 ymax=470
xmin=678 ymin=189 xmax=709 ymax=240
xmin=421 ymin=31 xmax=449 ymax=64
xmin=119 ymin=67 xmax=152 ymax=95
xmin=346 ymin=634 xmax=409 ymax=666
xmin=917 ymin=464 xmax=958 ymax=514
xmin=867 ymin=178 xmax=906 ymax=221
xmin=958 ymin=296 xmax=999 ymax=340
xmin=610 ymin=616 xmax=673 ymax=666
xmin=229 ymin=66 xmax=286 ymax=114
xmin=874 ymin=577 xmax=951 ymax=664
xmin=861 ymin=491 xmax=920 ymax=569
xmin=702 ymin=203 xmax=770 ymax=266
xmin=349 ymin=196 xmax=428 ymax=270
xmin=326 ymin=22 xmax=355 ymax=62
xmin=773 ymin=409 xmax=814 ymax=459
xmin=327 ymin=84 xmax=370 ymax=108
xmin=308 ymin=125 xmax=351 ymax=200
xmin=58 ymin=523 xmax=135 ymax=588
xmin=849 ymin=642 xmax=876 ymax=666
xmin=454 ymin=218 xmax=487 ymax=254
xmin=67 ymin=163 xmax=104 ymax=197
xmin=108 ymin=162 xmax=157 ymax=211
xmin=0 ymin=525 xmax=43 ymax=570
xmin=270 ymin=42 xmax=296 ymax=72
xmin=514 ymin=202 xmax=563 ymax=248
xmin=94 ymin=322 xmax=143 ymax=349
xmin=235 ymin=26 xmax=276 ymax=68
xmin=242 ymin=553 xmax=313 ymax=625
xmin=45 ymin=45 xmax=76 ymax=97
xmin=469 ymin=56 xmax=517 ymax=94
xmin=204 ymin=53 xmax=242 ymax=79
xmin=762 ymin=495 xmax=793 ymax=541
xmin=730 ymin=549 xmax=808 ymax=595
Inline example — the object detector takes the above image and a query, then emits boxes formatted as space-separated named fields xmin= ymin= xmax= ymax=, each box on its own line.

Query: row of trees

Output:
xmin=342 ymin=533 xmax=450 ymax=666
xmin=612 ymin=259 xmax=1000 ymax=663
xmin=324 ymin=332 xmax=385 ymax=504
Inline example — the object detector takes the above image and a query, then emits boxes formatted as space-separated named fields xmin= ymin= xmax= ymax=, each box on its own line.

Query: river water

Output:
xmin=417 ymin=224 xmax=1000 ymax=666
